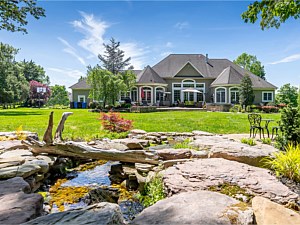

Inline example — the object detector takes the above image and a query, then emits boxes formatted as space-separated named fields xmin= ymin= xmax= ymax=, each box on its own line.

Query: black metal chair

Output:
xmin=271 ymin=121 xmax=280 ymax=139
xmin=248 ymin=113 xmax=265 ymax=139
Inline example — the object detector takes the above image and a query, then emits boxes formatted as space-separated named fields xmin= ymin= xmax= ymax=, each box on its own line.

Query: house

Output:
xmin=69 ymin=54 xmax=277 ymax=108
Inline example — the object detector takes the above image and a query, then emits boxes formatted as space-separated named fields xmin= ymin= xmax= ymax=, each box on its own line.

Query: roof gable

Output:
xmin=174 ymin=62 xmax=203 ymax=77
xmin=211 ymin=66 xmax=243 ymax=86
xmin=137 ymin=66 xmax=166 ymax=84
xmin=69 ymin=79 xmax=90 ymax=89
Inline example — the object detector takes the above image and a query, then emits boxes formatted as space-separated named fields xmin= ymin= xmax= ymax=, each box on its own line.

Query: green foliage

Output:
xmin=261 ymin=138 xmax=271 ymax=145
xmin=242 ymin=0 xmax=300 ymax=30
xmin=241 ymin=138 xmax=256 ymax=146
xmin=136 ymin=175 xmax=166 ymax=207
xmin=0 ymin=42 xmax=29 ymax=108
xmin=0 ymin=0 xmax=45 ymax=33
xmin=98 ymin=38 xmax=132 ymax=75
xmin=173 ymin=138 xmax=195 ymax=149
xmin=263 ymin=144 xmax=300 ymax=182
xmin=276 ymin=83 xmax=298 ymax=107
xmin=233 ymin=53 xmax=266 ymax=79
xmin=47 ymin=85 xmax=69 ymax=106
xmin=297 ymin=86 xmax=300 ymax=108
xmin=229 ymin=104 xmax=242 ymax=113
xmin=18 ymin=60 xmax=49 ymax=84
xmin=100 ymin=111 xmax=133 ymax=133
xmin=239 ymin=75 xmax=255 ymax=107
xmin=278 ymin=105 xmax=300 ymax=147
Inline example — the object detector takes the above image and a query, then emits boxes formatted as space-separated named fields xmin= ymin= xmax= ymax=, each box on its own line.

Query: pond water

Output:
xmin=48 ymin=161 xmax=143 ymax=221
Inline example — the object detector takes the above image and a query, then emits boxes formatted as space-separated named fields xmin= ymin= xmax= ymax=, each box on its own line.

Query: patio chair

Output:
xmin=248 ymin=113 xmax=265 ymax=139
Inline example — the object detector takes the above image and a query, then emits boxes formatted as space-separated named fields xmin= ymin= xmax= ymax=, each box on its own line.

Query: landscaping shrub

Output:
xmin=263 ymin=144 xmax=300 ymax=182
xmin=100 ymin=111 xmax=133 ymax=133
xmin=136 ymin=174 xmax=166 ymax=207
xmin=229 ymin=104 xmax=242 ymax=113
xmin=276 ymin=105 xmax=300 ymax=149
xmin=261 ymin=105 xmax=279 ymax=113
xmin=241 ymin=138 xmax=256 ymax=146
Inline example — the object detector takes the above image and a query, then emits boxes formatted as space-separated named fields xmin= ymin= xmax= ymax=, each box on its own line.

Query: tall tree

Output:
xmin=47 ymin=85 xmax=70 ymax=106
xmin=276 ymin=83 xmax=299 ymax=107
xmin=87 ymin=66 xmax=126 ymax=108
xmin=18 ymin=60 xmax=50 ymax=84
xmin=98 ymin=38 xmax=132 ymax=75
xmin=0 ymin=0 xmax=45 ymax=33
xmin=29 ymin=80 xmax=51 ymax=107
xmin=234 ymin=53 xmax=266 ymax=80
xmin=242 ymin=0 xmax=300 ymax=30
xmin=239 ymin=74 xmax=255 ymax=107
xmin=298 ymin=85 xmax=300 ymax=108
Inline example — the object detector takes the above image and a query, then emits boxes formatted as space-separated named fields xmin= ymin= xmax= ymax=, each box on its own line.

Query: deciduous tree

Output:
xmin=276 ymin=83 xmax=298 ymax=107
xmin=242 ymin=0 xmax=300 ymax=30
xmin=234 ymin=53 xmax=266 ymax=80
xmin=47 ymin=85 xmax=70 ymax=106
xmin=18 ymin=60 xmax=50 ymax=84
xmin=239 ymin=74 xmax=255 ymax=107
xmin=29 ymin=80 xmax=51 ymax=107
xmin=0 ymin=0 xmax=45 ymax=33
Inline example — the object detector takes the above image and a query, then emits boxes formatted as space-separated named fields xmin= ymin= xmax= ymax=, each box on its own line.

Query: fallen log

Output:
xmin=28 ymin=141 xmax=159 ymax=165
xmin=23 ymin=112 xmax=159 ymax=165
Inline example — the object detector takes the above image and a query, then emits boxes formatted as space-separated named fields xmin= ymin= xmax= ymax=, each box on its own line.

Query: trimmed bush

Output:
xmin=100 ymin=111 xmax=133 ymax=133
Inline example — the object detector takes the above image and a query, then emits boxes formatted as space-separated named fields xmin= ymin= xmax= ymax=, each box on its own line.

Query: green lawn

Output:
xmin=0 ymin=108 xmax=281 ymax=141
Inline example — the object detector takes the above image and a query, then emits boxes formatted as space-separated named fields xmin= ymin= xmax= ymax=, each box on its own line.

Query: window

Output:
xmin=78 ymin=95 xmax=85 ymax=103
xmin=156 ymin=87 xmax=164 ymax=102
xmin=131 ymin=88 xmax=138 ymax=102
xmin=230 ymin=88 xmax=239 ymax=104
xmin=173 ymin=83 xmax=181 ymax=88
xmin=141 ymin=87 xmax=152 ymax=103
xmin=215 ymin=88 xmax=226 ymax=103
xmin=174 ymin=90 xmax=180 ymax=102
xmin=262 ymin=92 xmax=273 ymax=102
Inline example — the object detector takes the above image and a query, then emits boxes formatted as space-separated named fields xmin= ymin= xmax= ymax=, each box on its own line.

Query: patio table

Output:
xmin=261 ymin=119 xmax=274 ymax=138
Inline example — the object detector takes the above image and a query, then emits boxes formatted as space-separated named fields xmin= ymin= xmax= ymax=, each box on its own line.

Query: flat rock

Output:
xmin=192 ymin=136 xmax=278 ymax=167
xmin=192 ymin=130 xmax=214 ymax=136
xmin=24 ymin=160 xmax=49 ymax=173
xmin=0 ymin=131 xmax=38 ymax=141
xmin=93 ymin=141 xmax=129 ymax=151
xmin=135 ymin=163 xmax=155 ymax=173
xmin=156 ymin=148 xmax=192 ymax=160
xmin=0 ymin=164 xmax=41 ymax=179
xmin=130 ymin=129 xmax=147 ymax=135
xmin=112 ymin=138 xmax=149 ymax=150
xmin=0 ymin=156 xmax=25 ymax=165
xmin=35 ymin=155 xmax=57 ymax=166
xmin=0 ymin=140 xmax=29 ymax=151
xmin=252 ymin=196 xmax=300 ymax=225
xmin=131 ymin=190 xmax=253 ymax=225
xmin=22 ymin=202 xmax=125 ymax=225
xmin=0 ymin=177 xmax=43 ymax=224
xmin=163 ymin=158 xmax=298 ymax=204
xmin=0 ymin=149 xmax=33 ymax=158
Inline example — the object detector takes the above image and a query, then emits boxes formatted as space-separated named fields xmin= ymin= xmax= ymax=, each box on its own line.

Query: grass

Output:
xmin=0 ymin=108 xmax=281 ymax=140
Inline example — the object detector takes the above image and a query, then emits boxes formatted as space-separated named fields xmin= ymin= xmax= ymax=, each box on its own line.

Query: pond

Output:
xmin=43 ymin=160 xmax=144 ymax=222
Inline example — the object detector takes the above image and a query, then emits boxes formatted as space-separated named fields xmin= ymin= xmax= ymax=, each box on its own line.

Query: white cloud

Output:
xmin=47 ymin=67 xmax=85 ymax=79
xmin=71 ymin=12 xmax=147 ymax=69
xmin=166 ymin=42 xmax=173 ymax=48
xmin=58 ymin=37 xmax=86 ymax=66
xmin=174 ymin=22 xmax=189 ymax=30
xmin=269 ymin=54 xmax=300 ymax=65
xmin=71 ymin=12 xmax=109 ymax=57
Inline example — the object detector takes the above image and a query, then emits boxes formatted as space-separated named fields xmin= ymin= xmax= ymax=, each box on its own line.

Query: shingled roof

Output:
xmin=211 ymin=66 xmax=244 ymax=86
xmin=69 ymin=78 xmax=90 ymax=89
xmin=137 ymin=65 xmax=167 ymax=84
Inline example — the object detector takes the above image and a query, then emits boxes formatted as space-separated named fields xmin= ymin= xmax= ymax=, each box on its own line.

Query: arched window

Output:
xmin=230 ymin=87 xmax=239 ymax=104
xmin=141 ymin=87 xmax=152 ymax=104
xmin=131 ymin=87 xmax=138 ymax=102
xmin=215 ymin=87 xmax=226 ymax=103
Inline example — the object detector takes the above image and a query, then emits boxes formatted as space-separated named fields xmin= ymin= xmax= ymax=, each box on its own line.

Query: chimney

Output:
xmin=205 ymin=54 xmax=209 ymax=63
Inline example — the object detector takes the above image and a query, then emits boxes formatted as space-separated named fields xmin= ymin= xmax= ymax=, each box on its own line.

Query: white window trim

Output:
xmin=130 ymin=87 xmax=138 ymax=102
xmin=229 ymin=87 xmax=239 ymax=104
xmin=78 ymin=95 xmax=86 ymax=103
xmin=155 ymin=86 xmax=165 ymax=103
xmin=139 ymin=86 xmax=153 ymax=105
xmin=262 ymin=91 xmax=273 ymax=102
xmin=215 ymin=87 xmax=227 ymax=104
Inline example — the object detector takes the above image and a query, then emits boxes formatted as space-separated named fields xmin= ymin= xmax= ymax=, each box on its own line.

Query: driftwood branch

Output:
xmin=43 ymin=111 xmax=54 ymax=144
xmin=29 ymin=141 xmax=159 ymax=165
xmin=54 ymin=112 xmax=73 ymax=143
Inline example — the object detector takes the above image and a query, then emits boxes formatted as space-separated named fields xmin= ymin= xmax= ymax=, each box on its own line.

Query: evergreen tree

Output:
xmin=297 ymin=85 xmax=300 ymax=108
xmin=18 ymin=60 xmax=50 ymax=84
xmin=239 ymin=74 xmax=255 ymax=107
xmin=98 ymin=38 xmax=132 ymax=75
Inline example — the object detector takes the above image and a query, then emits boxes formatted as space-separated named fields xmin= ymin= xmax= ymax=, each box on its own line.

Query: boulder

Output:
xmin=131 ymin=190 xmax=253 ymax=225
xmin=0 ymin=164 xmax=41 ymax=179
xmin=163 ymin=158 xmax=298 ymax=204
xmin=192 ymin=136 xmax=278 ymax=167
xmin=0 ymin=177 xmax=43 ymax=225
xmin=112 ymin=138 xmax=149 ymax=150
xmin=22 ymin=202 xmax=126 ymax=225
xmin=156 ymin=148 xmax=192 ymax=160
xmin=252 ymin=196 xmax=300 ymax=225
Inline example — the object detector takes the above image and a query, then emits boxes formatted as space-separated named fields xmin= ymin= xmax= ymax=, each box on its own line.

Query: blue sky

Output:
xmin=0 ymin=0 xmax=300 ymax=90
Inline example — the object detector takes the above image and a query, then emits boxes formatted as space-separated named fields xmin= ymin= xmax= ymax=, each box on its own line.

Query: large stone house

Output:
xmin=69 ymin=54 xmax=277 ymax=108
